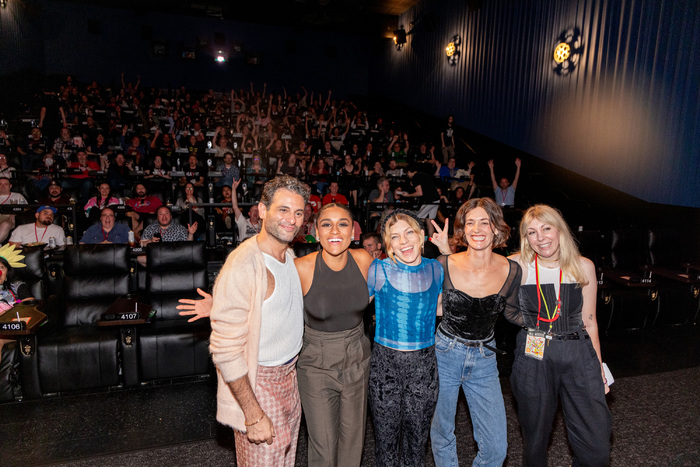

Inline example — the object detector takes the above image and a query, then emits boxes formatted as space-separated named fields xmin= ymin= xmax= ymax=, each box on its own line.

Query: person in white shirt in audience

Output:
xmin=0 ymin=177 xmax=28 ymax=243
xmin=9 ymin=205 xmax=65 ymax=247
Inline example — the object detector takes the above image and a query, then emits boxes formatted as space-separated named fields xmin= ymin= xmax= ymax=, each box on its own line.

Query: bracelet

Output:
xmin=244 ymin=415 xmax=264 ymax=427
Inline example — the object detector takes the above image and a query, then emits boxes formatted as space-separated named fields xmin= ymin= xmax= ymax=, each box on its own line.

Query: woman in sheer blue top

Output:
xmin=367 ymin=209 xmax=444 ymax=467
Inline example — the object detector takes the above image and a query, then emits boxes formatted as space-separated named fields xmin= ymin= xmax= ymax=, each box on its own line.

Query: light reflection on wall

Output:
xmin=538 ymin=77 xmax=665 ymax=198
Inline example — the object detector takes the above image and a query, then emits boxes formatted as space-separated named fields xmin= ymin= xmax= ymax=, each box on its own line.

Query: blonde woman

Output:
xmin=508 ymin=204 xmax=611 ymax=466
xmin=368 ymin=209 xmax=444 ymax=467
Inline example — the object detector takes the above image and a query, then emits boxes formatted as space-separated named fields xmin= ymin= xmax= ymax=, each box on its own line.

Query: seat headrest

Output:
xmin=63 ymin=244 xmax=130 ymax=275
xmin=147 ymin=241 xmax=206 ymax=271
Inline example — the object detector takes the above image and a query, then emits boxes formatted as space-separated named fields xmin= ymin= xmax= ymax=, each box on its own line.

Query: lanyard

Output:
xmin=0 ymin=194 xmax=10 ymax=205
xmin=35 ymin=224 xmax=48 ymax=243
xmin=535 ymin=254 xmax=562 ymax=331
xmin=101 ymin=226 xmax=108 ymax=242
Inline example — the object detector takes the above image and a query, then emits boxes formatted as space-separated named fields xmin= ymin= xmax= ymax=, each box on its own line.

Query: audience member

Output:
xmin=0 ymin=178 xmax=28 ymax=243
xmin=39 ymin=180 xmax=71 ymax=205
xmin=9 ymin=206 xmax=66 ymax=247
xmin=141 ymin=206 xmax=197 ymax=244
xmin=321 ymin=181 xmax=348 ymax=206
xmin=84 ymin=182 xmax=121 ymax=219
xmin=125 ymin=182 xmax=162 ymax=236
xmin=215 ymin=152 xmax=240 ymax=187
xmin=488 ymin=157 xmax=521 ymax=207
xmin=63 ymin=150 xmax=100 ymax=202
xmin=80 ymin=207 xmax=129 ymax=244
xmin=18 ymin=127 xmax=48 ymax=170
xmin=361 ymin=232 xmax=386 ymax=259
xmin=398 ymin=164 xmax=440 ymax=234
xmin=230 ymin=179 xmax=261 ymax=242
xmin=440 ymin=115 xmax=455 ymax=163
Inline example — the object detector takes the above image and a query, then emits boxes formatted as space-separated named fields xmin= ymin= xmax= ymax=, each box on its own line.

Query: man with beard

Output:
xmin=137 ymin=205 xmax=197 ymax=266
xmin=9 ymin=206 xmax=66 ymax=247
xmin=140 ymin=205 xmax=196 ymax=244
xmin=80 ymin=208 xmax=129 ymax=244
xmin=39 ymin=179 xmax=71 ymax=205
xmin=209 ymin=175 xmax=309 ymax=466
xmin=125 ymin=183 xmax=162 ymax=237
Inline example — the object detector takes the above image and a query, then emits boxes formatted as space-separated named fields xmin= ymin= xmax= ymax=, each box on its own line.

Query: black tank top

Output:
xmin=303 ymin=252 xmax=369 ymax=332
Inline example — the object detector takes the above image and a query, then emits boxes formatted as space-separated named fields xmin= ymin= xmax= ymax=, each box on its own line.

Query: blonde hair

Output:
xmin=518 ymin=204 xmax=588 ymax=286
xmin=381 ymin=211 xmax=424 ymax=263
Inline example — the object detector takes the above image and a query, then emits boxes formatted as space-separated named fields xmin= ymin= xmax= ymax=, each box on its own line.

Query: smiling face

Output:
xmin=316 ymin=205 xmax=353 ymax=256
xmin=259 ymin=188 xmax=305 ymax=244
xmin=98 ymin=183 xmax=110 ymax=198
xmin=462 ymin=207 xmax=496 ymax=251
xmin=387 ymin=218 xmax=423 ymax=266
xmin=525 ymin=218 xmax=561 ymax=261
xmin=157 ymin=207 xmax=172 ymax=227
xmin=100 ymin=208 xmax=116 ymax=231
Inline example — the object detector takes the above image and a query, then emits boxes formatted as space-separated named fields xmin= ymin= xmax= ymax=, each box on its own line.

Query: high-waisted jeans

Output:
xmin=430 ymin=327 xmax=508 ymax=467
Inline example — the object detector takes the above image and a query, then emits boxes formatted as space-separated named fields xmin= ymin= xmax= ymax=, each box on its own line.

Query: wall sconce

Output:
xmin=0 ymin=0 xmax=7 ymax=8
xmin=393 ymin=28 xmax=407 ymax=51
xmin=215 ymin=50 xmax=228 ymax=63
xmin=552 ymin=27 xmax=583 ymax=76
xmin=445 ymin=35 xmax=460 ymax=65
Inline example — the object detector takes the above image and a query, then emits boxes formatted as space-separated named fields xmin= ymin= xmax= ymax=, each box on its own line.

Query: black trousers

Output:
xmin=368 ymin=343 xmax=439 ymax=467
xmin=510 ymin=329 xmax=612 ymax=467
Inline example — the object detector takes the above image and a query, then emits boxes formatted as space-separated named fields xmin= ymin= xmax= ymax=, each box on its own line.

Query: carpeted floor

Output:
xmin=2 ymin=327 xmax=699 ymax=466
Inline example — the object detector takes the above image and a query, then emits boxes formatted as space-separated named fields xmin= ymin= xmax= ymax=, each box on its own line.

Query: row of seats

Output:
xmin=3 ymin=242 xmax=210 ymax=401
xmin=577 ymin=228 xmax=700 ymax=334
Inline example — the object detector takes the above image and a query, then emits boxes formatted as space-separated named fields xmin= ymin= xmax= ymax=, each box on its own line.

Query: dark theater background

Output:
xmin=0 ymin=0 xmax=699 ymax=465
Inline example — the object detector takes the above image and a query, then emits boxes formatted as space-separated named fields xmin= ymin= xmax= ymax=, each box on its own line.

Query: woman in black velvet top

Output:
xmin=429 ymin=198 xmax=521 ymax=467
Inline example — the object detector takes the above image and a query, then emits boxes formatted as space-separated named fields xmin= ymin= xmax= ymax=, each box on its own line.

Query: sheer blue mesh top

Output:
xmin=368 ymin=257 xmax=444 ymax=351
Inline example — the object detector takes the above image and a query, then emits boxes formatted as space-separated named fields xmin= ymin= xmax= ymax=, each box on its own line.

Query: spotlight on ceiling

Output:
xmin=215 ymin=50 xmax=228 ymax=63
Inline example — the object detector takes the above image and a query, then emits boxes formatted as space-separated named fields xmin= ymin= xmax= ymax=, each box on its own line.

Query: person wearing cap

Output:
xmin=80 ymin=208 xmax=129 ymax=244
xmin=39 ymin=179 xmax=71 ymax=205
xmin=8 ymin=205 xmax=66 ymax=247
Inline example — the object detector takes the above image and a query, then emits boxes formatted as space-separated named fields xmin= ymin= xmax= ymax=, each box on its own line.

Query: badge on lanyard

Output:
xmin=525 ymin=328 xmax=546 ymax=360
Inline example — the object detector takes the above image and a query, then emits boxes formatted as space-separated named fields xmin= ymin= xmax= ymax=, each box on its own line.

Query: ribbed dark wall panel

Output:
xmin=375 ymin=0 xmax=700 ymax=208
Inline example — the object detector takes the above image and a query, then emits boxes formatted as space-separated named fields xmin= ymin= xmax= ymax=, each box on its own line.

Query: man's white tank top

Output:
xmin=258 ymin=250 xmax=303 ymax=366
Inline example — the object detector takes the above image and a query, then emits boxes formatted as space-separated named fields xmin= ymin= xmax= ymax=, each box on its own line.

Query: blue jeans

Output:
xmin=430 ymin=328 xmax=508 ymax=467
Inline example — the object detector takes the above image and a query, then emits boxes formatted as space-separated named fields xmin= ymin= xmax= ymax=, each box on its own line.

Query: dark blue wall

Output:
xmin=374 ymin=0 xmax=700 ymax=208
xmin=1 ymin=0 xmax=369 ymax=96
